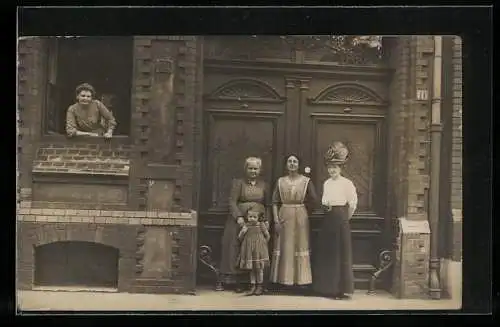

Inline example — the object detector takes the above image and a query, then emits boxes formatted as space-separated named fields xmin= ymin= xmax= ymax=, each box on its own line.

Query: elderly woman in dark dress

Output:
xmin=66 ymin=83 xmax=117 ymax=138
xmin=269 ymin=154 xmax=319 ymax=294
xmin=219 ymin=157 xmax=271 ymax=293
xmin=313 ymin=142 xmax=358 ymax=300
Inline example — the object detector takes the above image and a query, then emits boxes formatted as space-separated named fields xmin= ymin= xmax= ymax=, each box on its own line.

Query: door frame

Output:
xmin=200 ymin=108 xmax=285 ymax=213
xmin=196 ymin=58 xmax=393 ymax=288
xmin=309 ymin=113 xmax=387 ymax=217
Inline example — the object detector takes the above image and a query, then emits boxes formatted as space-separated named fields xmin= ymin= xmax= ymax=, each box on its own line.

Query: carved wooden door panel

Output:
xmin=301 ymin=82 xmax=389 ymax=289
xmin=198 ymin=76 xmax=285 ymax=283
xmin=310 ymin=117 xmax=384 ymax=214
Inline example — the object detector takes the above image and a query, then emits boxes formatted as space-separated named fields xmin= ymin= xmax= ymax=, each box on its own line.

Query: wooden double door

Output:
xmin=198 ymin=60 xmax=390 ymax=289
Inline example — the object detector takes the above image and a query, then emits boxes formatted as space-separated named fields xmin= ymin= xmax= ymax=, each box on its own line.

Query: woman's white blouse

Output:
xmin=321 ymin=176 xmax=358 ymax=211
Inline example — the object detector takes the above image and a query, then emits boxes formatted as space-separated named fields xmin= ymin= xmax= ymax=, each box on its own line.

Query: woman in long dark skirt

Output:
xmin=312 ymin=142 xmax=358 ymax=300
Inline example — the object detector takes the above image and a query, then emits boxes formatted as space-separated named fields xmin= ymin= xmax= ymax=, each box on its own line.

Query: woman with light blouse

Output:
xmin=312 ymin=142 xmax=358 ymax=300
xmin=66 ymin=83 xmax=117 ymax=138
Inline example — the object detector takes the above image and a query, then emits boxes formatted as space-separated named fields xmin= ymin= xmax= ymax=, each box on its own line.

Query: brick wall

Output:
xmin=33 ymin=143 xmax=130 ymax=176
xmin=387 ymin=36 xmax=439 ymax=222
xmin=18 ymin=38 xmax=45 ymax=197
xmin=392 ymin=218 xmax=431 ymax=299
xmin=17 ymin=36 xmax=201 ymax=212
xmin=191 ymin=37 xmax=204 ymax=210
xmin=129 ymin=36 xmax=200 ymax=212
xmin=17 ymin=207 xmax=197 ymax=294
xmin=450 ymin=36 xmax=463 ymax=261
xmin=405 ymin=36 xmax=434 ymax=221
xmin=17 ymin=221 xmax=139 ymax=291
xmin=132 ymin=225 xmax=197 ymax=294
xmin=387 ymin=36 xmax=410 ymax=220
xmin=17 ymin=207 xmax=196 ymax=225
xmin=177 ymin=37 xmax=199 ymax=210
xmin=130 ymin=36 xmax=155 ymax=210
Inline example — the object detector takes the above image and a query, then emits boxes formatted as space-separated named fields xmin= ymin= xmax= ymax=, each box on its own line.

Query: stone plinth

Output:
xmin=392 ymin=217 xmax=431 ymax=299
xmin=17 ymin=205 xmax=197 ymax=295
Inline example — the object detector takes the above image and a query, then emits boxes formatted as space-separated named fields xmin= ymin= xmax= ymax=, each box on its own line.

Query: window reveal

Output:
xmin=43 ymin=37 xmax=133 ymax=136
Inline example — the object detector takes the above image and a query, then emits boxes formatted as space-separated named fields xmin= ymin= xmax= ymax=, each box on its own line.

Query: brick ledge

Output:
xmin=17 ymin=205 xmax=197 ymax=226
xmin=32 ymin=168 xmax=129 ymax=177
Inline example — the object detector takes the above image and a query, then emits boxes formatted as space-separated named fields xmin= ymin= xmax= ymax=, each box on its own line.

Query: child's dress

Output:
xmin=237 ymin=222 xmax=270 ymax=270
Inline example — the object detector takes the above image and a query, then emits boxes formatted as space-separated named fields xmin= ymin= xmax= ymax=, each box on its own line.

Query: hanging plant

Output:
xmin=207 ymin=35 xmax=385 ymax=65
xmin=276 ymin=35 xmax=384 ymax=64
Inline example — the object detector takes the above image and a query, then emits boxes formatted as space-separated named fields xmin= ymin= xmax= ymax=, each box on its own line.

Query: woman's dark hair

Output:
xmin=326 ymin=161 xmax=346 ymax=168
xmin=283 ymin=153 xmax=301 ymax=172
xmin=75 ymin=83 xmax=96 ymax=98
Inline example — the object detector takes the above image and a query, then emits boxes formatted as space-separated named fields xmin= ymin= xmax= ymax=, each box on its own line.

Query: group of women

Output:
xmin=65 ymin=82 xmax=359 ymax=300
xmin=219 ymin=143 xmax=358 ymax=300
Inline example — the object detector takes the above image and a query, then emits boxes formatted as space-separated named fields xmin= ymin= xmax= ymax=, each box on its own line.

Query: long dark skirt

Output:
xmin=312 ymin=206 xmax=354 ymax=296
xmin=220 ymin=217 xmax=247 ymax=285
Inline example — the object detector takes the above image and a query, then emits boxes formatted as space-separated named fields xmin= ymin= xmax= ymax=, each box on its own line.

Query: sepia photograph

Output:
xmin=16 ymin=30 xmax=467 ymax=311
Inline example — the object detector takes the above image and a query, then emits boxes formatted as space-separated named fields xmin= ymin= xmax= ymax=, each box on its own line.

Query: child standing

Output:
xmin=237 ymin=208 xmax=271 ymax=296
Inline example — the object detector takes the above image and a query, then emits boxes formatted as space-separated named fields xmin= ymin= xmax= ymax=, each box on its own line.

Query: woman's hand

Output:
xmin=75 ymin=131 xmax=99 ymax=137
xmin=274 ymin=220 xmax=281 ymax=234
xmin=236 ymin=217 xmax=245 ymax=227
xmin=241 ymin=225 xmax=248 ymax=234
xmin=104 ymin=131 xmax=113 ymax=139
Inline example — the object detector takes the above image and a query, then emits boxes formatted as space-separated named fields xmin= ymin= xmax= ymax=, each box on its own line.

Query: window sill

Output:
xmin=41 ymin=134 xmax=131 ymax=146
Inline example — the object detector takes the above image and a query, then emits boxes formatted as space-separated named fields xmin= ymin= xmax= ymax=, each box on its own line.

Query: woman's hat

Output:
xmin=324 ymin=141 xmax=349 ymax=165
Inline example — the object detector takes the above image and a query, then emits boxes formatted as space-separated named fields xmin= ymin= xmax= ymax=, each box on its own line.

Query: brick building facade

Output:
xmin=16 ymin=36 xmax=462 ymax=299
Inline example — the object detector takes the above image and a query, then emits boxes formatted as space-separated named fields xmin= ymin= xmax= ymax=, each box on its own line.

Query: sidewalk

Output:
xmin=17 ymin=288 xmax=461 ymax=311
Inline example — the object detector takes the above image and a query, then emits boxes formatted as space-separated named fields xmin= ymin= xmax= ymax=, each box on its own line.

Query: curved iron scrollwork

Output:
xmin=367 ymin=250 xmax=394 ymax=295
xmin=198 ymin=245 xmax=224 ymax=291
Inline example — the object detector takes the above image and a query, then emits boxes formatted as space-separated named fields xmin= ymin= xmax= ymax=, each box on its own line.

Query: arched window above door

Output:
xmin=205 ymin=78 xmax=285 ymax=104
xmin=308 ymin=83 xmax=387 ymax=107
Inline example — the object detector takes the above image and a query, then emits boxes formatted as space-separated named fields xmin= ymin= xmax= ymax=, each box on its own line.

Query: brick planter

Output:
xmin=17 ymin=204 xmax=197 ymax=294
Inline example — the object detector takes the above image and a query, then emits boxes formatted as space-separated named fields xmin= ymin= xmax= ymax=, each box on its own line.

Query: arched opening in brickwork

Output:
xmin=34 ymin=241 xmax=119 ymax=289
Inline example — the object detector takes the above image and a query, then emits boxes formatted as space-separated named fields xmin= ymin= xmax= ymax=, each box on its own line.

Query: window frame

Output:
xmin=41 ymin=37 xmax=134 ymax=143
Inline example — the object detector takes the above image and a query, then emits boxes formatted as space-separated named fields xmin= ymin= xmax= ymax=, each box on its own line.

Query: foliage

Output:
xmin=249 ymin=35 xmax=383 ymax=50
xmin=281 ymin=35 xmax=383 ymax=50
xmin=246 ymin=35 xmax=384 ymax=63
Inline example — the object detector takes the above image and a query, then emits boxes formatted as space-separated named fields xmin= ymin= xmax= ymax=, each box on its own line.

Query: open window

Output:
xmin=44 ymin=37 xmax=133 ymax=136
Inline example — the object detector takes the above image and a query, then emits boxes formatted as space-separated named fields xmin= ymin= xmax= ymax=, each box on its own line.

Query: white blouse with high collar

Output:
xmin=321 ymin=176 xmax=358 ymax=211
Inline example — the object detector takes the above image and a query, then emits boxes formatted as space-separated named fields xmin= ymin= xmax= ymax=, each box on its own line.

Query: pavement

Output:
xmin=17 ymin=287 xmax=462 ymax=312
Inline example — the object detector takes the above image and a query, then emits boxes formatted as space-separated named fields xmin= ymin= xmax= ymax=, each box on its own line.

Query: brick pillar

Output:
xmin=18 ymin=37 xmax=45 ymax=201
xmin=130 ymin=36 xmax=154 ymax=210
xmin=129 ymin=36 xmax=201 ymax=212
xmin=387 ymin=36 xmax=409 ymax=222
xmin=405 ymin=36 xmax=435 ymax=221
xmin=388 ymin=36 xmax=440 ymax=299
xmin=178 ymin=37 xmax=200 ymax=211
xmin=387 ymin=37 xmax=439 ymax=218
xmin=450 ymin=36 xmax=463 ymax=261
xmin=191 ymin=37 xmax=204 ymax=210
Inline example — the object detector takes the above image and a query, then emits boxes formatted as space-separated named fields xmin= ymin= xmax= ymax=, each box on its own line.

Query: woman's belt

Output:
xmin=322 ymin=203 xmax=348 ymax=212
xmin=281 ymin=204 xmax=305 ymax=208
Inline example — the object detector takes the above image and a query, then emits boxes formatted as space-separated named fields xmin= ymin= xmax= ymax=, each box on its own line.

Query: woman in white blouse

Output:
xmin=312 ymin=142 xmax=357 ymax=300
